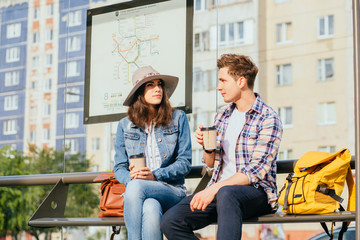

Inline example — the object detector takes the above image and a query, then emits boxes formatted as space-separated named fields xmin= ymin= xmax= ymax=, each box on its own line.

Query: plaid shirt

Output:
xmin=208 ymin=94 xmax=283 ymax=206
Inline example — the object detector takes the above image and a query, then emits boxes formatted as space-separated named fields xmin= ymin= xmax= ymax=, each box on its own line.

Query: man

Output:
xmin=160 ymin=54 xmax=283 ymax=240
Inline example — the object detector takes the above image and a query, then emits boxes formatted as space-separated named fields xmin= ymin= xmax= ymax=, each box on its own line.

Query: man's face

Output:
xmin=217 ymin=67 xmax=241 ymax=103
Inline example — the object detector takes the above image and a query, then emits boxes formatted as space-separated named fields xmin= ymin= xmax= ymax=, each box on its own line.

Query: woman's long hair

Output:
xmin=127 ymin=82 xmax=173 ymax=129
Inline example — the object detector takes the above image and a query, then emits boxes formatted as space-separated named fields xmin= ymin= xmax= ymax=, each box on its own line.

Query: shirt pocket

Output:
xmin=124 ymin=132 xmax=140 ymax=153
xmin=163 ymin=126 xmax=179 ymax=148
xmin=241 ymin=132 xmax=258 ymax=153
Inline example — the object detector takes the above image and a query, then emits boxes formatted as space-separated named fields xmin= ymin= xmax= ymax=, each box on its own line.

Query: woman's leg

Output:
xmin=142 ymin=198 xmax=163 ymax=240
xmin=124 ymin=179 xmax=185 ymax=240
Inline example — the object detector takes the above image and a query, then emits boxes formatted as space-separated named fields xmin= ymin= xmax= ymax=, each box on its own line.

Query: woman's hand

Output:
xmin=131 ymin=166 xmax=156 ymax=181
xmin=129 ymin=164 xmax=140 ymax=179
xmin=194 ymin=124 xmax=204 ymax=147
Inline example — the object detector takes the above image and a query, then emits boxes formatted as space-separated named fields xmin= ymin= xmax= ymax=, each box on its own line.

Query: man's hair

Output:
xmin=127 ymin=81 xmax=173 ymax=129
xmin=217 ymin=54 xmax=258 ymax=89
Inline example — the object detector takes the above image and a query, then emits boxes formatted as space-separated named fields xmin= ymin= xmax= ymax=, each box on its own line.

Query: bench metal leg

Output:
xmin=29 ymin=179 xmax=68 ymax=222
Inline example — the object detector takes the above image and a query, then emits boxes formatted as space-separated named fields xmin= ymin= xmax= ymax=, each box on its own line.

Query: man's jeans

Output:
xmin=124 ymin=179 xmax=186 ymax=240
xmin=161 ymin=185 xmax=272 ymax=240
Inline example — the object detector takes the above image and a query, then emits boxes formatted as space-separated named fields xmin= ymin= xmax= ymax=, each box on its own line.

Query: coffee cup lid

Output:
xmin=130 ymin=153 xmax=145 ymax=159
xmin=200 ymin=126 xmax=216 ymax=131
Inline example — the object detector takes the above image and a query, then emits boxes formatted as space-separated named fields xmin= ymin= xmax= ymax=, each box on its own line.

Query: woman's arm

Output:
xmin=152 ymin=111 xmax=192 ymax=182
xmin=113 ymin=121 xmax=132 ymax=185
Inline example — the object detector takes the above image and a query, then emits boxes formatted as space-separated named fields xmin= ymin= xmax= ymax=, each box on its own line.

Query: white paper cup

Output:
xmin=130 ymin=154 xmax=146 ymax=171
xmin=201 ymin=126 xmax=217 ymax=150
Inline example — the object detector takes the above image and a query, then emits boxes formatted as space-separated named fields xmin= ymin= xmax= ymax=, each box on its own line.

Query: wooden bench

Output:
xmin=0 ymin=159 xmax=356 ymax=235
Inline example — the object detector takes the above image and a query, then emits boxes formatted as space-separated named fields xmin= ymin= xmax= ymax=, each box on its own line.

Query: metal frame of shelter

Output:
xmin=352 ymin=0 xmax=360 ymax=239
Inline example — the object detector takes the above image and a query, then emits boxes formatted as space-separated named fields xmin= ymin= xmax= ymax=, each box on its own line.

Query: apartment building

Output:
xmin=260 ymin=0 xmax=354 ymax=160
xmin=0 ymin=2 xmax=28 ymax=151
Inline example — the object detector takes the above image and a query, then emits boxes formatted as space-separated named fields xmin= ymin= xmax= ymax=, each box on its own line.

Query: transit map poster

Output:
xmin=84 ymin=0 xmax=193 ymax=124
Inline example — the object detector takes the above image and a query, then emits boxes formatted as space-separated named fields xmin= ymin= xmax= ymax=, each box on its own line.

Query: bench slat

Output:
xmin=28 ymin=217 xmax=125 ymax=227
xmin=28 ymin=211 xmax=355 ymax=227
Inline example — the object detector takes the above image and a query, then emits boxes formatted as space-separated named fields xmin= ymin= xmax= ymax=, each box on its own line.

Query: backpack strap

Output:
xmin=346 ymin=166 xmax=355 ymax=211
xmin=316 ymin=185 xmax=344 ymax=203
xmin=320 ymin=222 xmax=334 ymax=240
xmin=282 ymin=173 xmax=293 ymax=211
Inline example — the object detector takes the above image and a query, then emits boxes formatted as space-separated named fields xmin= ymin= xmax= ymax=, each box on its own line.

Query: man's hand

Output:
xmin=194 ymin=124 xmax=204 ymax=147
xmin=132 ymin=167 xmax=156 ymax=181
xmin=190 ymin=185 xmax=219 ymax=211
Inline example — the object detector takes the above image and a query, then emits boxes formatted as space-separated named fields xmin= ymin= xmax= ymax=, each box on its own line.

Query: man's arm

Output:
xmin=190 ymin=171 xmax=249 ymax=211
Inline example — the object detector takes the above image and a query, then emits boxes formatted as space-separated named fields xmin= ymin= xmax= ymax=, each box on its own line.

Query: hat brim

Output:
xmin=123 ymin=74 xmax=179 ymax=106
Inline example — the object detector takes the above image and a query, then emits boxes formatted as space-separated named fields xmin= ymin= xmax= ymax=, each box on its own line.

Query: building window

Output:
xmin=43 ymin=103 xmax=51 ymax=116
xmin=66 ymin=87 xmax=81 ymax=103
xmin=45 ymin=29 xmax=53 ymax=42
xmin=92 ymin=138 xmax=100 ymax=151
xmin=47 ymin=4 xmax=54 ymax=17
xmin=278 ymin=149 xmax=293 ymax=160
xmin=318 ymin=146 xmax=336 ymax=153
xmin=275 ymin=0 xmax=290 ymax=3
xmin=33 ymin=31 xmax=39 ymax=44
xmin=65 ymin=113 xmax=79 ymax=129
xmin=4 ymin=95 xmax=18 ymax=111
xmin=3 ymin=120 xmax=17 ymax=135
xmin=195 ymin=0 xmax=207 ymax=11
xmin=5 ymin=71 xmax=20 ymax=86
xmin=317 ymin=58 xmax=334 ymax=81
xmin=210 ymin=20 xmax=253 ymax=49
xmin=6 ymin=47 xmax=20 ymax=63
xmin=276 ymin=22 xmax=292 ymax=44
xmin=276 ymin=64 xmax=292 ymax=86
xmin=278 ymin=107 xmax=293 ymax=128
xmin=31 ymin=81 xmax=37 ymax=90
xmin=318 ymin=15 xmax=334 ymax=38
xmin=67 ymin=36 xmax=81 ymax=52
xmin=46 ymin=54 xmax=53 ymax=66
xmin=32 ymin=56 xmax=39 ymax=68
xmin=65 ymin=139 xmax=79 ymax=154
xmin=194 ymin=31 xmax=209 ymax=52
xmin=68 ymin=10 xmax=82 ymax=27
xmin=193 ymin=69 xmax=207 ymax=92
xmin=44 ymin=79 xmax=52 ymax=92
xmin=34 ymin=7 xmax=40 ymax=20
xmin=317 ymin=102 xmax=336 ymax=125
xmin=30 ymin=130 xmax=36 ymax=142
xmin=43 ymin=129 xmax=50 ymax=142
xmin=66 ymin=61 xmax=80 ymax=77
xmin=7 ymin=23 xmax=21 ymax=39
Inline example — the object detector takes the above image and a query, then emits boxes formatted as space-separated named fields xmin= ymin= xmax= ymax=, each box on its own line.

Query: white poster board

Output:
xmin=84 ymin=0 xmax=193 ymax=124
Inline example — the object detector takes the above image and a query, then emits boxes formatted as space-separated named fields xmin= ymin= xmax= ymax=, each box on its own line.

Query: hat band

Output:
xmin=134 ymin=72 xmax=160 ymax=85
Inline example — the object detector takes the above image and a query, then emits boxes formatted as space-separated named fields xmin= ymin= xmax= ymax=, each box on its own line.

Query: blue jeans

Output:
xmin=124 ymin=179 xmax=186 ymax=240
xmin=160 ymin=185 xmax=272 ymax=240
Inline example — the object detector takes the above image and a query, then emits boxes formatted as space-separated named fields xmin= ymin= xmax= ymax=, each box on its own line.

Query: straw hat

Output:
xmin=123 ymin=66 xmax=179 ymax=106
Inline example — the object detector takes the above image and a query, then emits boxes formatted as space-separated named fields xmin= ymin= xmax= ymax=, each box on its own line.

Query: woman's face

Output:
xmin=143 ymin=79 xmax=163 ymax=106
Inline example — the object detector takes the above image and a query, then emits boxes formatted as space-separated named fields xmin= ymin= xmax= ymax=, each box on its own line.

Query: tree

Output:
xmin=0 ymin=145 xmax=99 ymax=239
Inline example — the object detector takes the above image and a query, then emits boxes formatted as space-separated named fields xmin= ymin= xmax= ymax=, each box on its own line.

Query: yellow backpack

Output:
xmin=278 ymin=148 xmax=355 ymax=239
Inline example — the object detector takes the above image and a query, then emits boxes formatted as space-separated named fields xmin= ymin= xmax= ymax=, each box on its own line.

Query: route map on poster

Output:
xmin=85 ymin=0 xmax=192 ymax=124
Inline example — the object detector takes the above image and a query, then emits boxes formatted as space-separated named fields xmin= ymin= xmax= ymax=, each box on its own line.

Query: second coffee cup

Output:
xmin=130 ymin=153 xmax=146 ymax=171
xmin=201 ymin=126 xmax=217 ymax=150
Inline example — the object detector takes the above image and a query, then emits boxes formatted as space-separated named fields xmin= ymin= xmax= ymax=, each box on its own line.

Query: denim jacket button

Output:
xmin=162 ymin=154 xmax=166 ymax=158
xmin=158 ymin=138 xmax=162 ymax=142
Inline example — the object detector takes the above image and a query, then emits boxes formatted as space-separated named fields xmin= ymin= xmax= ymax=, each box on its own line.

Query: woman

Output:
xmin=114 ymin=66 xmax=192 ymax=240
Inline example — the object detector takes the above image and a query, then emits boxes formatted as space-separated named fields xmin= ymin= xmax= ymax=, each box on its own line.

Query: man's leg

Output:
xmin=161 ymin=194 xmax=217 ymax=240
xmin=216 ymin=185 xmax=272 ymax=240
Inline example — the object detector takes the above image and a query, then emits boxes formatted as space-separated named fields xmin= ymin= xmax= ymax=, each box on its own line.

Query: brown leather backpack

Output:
xmin=93 ymin=170 xmax=126 ymax=217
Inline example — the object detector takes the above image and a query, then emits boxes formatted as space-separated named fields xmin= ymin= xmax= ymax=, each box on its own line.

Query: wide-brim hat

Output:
xmin=123 ymin=66 xmax=179 ymax=106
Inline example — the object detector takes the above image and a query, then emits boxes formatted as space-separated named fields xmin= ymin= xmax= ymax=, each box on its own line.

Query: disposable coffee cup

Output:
xmin=129 ymin=153 xmax=146 ymax=171
xmin=201 ymin=126 xmax=217 ymax=150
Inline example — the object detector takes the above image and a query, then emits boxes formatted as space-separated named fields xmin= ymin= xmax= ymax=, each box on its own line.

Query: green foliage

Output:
xmin=0 ymin=145 xmax=100 ymax=239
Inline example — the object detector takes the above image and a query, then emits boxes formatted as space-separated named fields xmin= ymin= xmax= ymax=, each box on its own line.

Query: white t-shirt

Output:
xmin=218 ymin=108 xmax=246 ymax=182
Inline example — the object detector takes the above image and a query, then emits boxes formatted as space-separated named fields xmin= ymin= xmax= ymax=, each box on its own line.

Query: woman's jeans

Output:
xmin=124 ymin=179 xmax=186 ymax=240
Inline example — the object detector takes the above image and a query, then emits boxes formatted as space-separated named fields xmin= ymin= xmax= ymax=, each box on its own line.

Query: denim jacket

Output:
xmin=114 ymin=110 xmax=192 ymax=187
